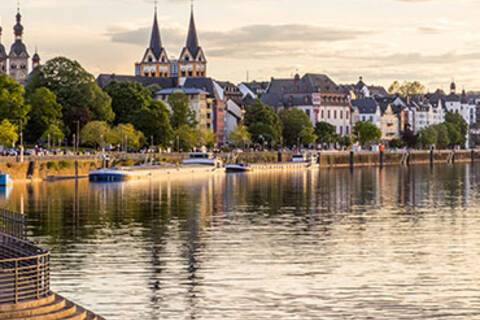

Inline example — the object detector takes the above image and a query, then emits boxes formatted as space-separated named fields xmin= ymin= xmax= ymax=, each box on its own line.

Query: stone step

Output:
xmin=21 ymin=301 xmax=77 ymax=320
xmin=1 ymin=295 xmax=66 ymax=319
xmin=0 ymin=293 xmax=55 ymax=312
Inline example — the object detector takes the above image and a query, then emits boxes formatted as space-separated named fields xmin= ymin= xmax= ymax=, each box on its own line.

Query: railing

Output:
xmin=0 ymin=210 xmax=50 ymax=305
xmin=0 ymin=208 xmax=25 ymax=240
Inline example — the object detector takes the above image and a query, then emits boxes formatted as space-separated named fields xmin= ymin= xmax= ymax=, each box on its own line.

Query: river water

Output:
xmin=2 ymin=164 xmax=480 ymax=319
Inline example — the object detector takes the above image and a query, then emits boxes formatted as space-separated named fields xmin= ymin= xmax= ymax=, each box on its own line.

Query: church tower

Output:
xmin=9 ymin=7 xmax=30 ymax=83
xmin=178 ymin=4 xmax=207 ymax=79
xmin=135 ymin=4 xmax=170 ymax=78
xmin=0 ymin=26 xmax=7 ymax=74
xmin=32 ymin=47 xmax=40 ymax=69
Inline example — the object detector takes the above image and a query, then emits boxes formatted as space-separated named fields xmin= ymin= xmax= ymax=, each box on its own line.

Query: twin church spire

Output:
xmin=135 ymin=2 xmax=206 ymax=79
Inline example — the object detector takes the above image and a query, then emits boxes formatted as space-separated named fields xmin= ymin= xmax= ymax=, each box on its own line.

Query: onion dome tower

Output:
xmin=0 ymin=26 xmax=7 ymax=74
xmin=8 ymin=6 xmax=30 ymax=83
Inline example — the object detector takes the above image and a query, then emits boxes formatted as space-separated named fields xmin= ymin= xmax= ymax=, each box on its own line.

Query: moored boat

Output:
xmin=182 ymin=152 xmax=222 ymax=167
xmin=0 ymin=173 xmax=12 ymax=187
xmin=226 ymin=163 xmax=252 ymax=173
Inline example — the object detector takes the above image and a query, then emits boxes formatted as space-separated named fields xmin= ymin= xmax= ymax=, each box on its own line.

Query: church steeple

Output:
xmin=134 ymin=2 xmax=171 ymax=78
xmin=0 ymin=25 xmax=7 ymax=74
xmin=149 ymin=4 xmax=163 ymax=60
xmin=186 ymin=4 xmax=200 ymax=58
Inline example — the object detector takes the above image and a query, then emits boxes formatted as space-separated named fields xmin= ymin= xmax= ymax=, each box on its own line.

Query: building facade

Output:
xmin=135 ymin=5 xmax=206 ymax=80
xmin=0 ymin=8 xmax=40 ymax=84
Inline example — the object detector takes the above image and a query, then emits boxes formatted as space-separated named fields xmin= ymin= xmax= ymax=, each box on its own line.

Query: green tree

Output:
xmin=26 ymin=87 xmax=63 ymax=143
xmin=444 ymin=111 xmax=468 ymax=146
xmin=168 ymin=92 xmax=196 ymax=129
xmin=173 ymin=125 xmax=197 ymax=152
xmin=109 ymin=123 xmax=144 ymax=150
xmin=279 ymin=108 xmax=316 ymax=146
xmin=133 ymin=101 xmax=174 ymax=148
xmin=339 ymin=135 xmax=352 ymax=148
xmin=353 ymin=121 xmax=381 ymax=146
xmin=105 ymin=81 xmax=152 ymax=125
xmin=315 ymin=121 xmax=338 ymax=145
xmin=27 ymin=57 xmax=114 ymax=135
xmin=80 ymin=121 xmax=111 ymax=148
xmin=244 ymin=99 xmax=282 ymax=146
xmin=228 ymin=124 xmax=251 ymax=148
xmin=0 ymin=74 xmax=30 ymax=125
xmin=0 ymin=120 xmax=18 ymax=147
xmin=432 ymin=124 xmax=450 ymax=149
xmin=41 ymin=124 xmax=65 ymax=146
xmin=196 ymin=128 xmax=216 ymax=149
xmin=418 ymin=126 xmax=438 ymax=148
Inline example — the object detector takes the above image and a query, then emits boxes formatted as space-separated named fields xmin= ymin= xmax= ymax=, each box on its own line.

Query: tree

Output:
xmin=133 ymin=101 xmax=174 ymax=148
xmin=0 ymin=74 xmax=30 ymax=125
xmin=418 ymin=127 xmax=438 ymax=148
xmin=388 ymin=81 xmax=426 ymax=97
xmin=104 ymin=81 xmax=152 ymax=125
xmin=196 ymin=128 xmax=216 ymax=149
xmin=109 ymin=124 xmax=144 ymax=150
xmin=244 ymin=99 xmax=282 ymax=147
xmin=432 ymin=124 xmax=450 ymax=149
xmin=299 ymin=126 xmax=317 ymax=145
xmin=279 ymin=108 xmax=316 ymax=146
xmin=353 ymin=121 xmax=381 ymax=146
xmin=168 ymin=92 xmax=196 ymax=129
xmin=173 ymin=125 xmax=197 ymax=152
xmin=315 ymin=121 xmax=338 ymax=145
xmin=401 ymin=128 xmax=417 ymax=148
xmin=27 ymin=57 xmax=114 ymax=135
xmin=229 ymin=124 xmax=251 ymax=148
xmin=41 ymin=124 xmax=65 ymax=146
xmin=80 ymin=121 xmax=111 ymax=148
xmin=0 ymin=120 xmax=18 ymax=147
xmin=339 ymin=135 xmax=352 ymax=148
xmin=445 ymin=111 xmax=468 ymax=147
xmin=26 ymin=87 xmax=63 ymax=143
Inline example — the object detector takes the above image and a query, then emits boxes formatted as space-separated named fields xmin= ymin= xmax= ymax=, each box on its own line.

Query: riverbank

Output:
xmin=0 ymin=150 xmax=476 ymax=181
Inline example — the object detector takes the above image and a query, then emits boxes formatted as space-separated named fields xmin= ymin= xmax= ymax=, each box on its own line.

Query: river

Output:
xmin=2 ymin=164 xmax=480 ymax=319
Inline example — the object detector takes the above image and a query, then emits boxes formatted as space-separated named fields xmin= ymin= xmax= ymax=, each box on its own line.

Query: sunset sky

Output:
xmin=1 ymin=0 xmax=479 ymax=90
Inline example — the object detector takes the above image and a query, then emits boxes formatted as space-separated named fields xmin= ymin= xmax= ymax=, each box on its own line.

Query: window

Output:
xmin=334 ymin=110 xmax=337 ymax=119
xmin=346 ymin=111 xmax=349 ymax=119
xmin=306 ymin=109 xmax=311 ymax=118
xmin=340 ymin=110 xmax=343 ymax=119
xmin=346 ymin=126 xmax=350 ymax=134
xmin=148 ymin=57 xmax=153 ymax=63
xmin=340 ymin=126 xmax=343 ymax=135
xmin=321 ymin=110 xmax=324 ymax=119
xmin=328 ymin=110 xmax=331 ymax=119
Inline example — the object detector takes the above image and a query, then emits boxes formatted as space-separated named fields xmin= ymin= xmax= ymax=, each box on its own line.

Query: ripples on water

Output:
xmin=3 ymin=164 xmax=480 ymax=319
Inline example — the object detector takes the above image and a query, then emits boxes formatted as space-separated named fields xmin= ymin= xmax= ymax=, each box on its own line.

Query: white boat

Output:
xmin=226 ymin=163 xmax=252 ymax=173
xmin=291 ymin=153 xmax=308 ymax=163
xmin=182 ymin=152 xmax=222 ymax=167
xmin=89 ymin=167 xmax=151 ymax=182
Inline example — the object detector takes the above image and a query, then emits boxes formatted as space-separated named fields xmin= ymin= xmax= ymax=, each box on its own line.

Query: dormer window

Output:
xmin=185 ymin=56 xmax=190 ymax=62
xmin=148 ymin=57 xmax=153 ymax=63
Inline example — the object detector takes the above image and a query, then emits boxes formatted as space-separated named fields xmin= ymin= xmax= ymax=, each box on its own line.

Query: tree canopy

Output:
xmin=26 ymin=87 xmax=63 ymax=143
xmin=229 ymin=125 xmax=251 ymax=148
xmin=244 ymin=99 xmax=282 ymax=147
xmin=0 ymin=120 xmax=18 ymax=147
xmin=353 ymin=121 xmax=381 ymax=146
xmin=388 ymin=81 xmax=426 ymax=97
xmin=27 ymin=57 xmax=114 ymax=135
xmin=0 ymin=74 xmax=30 ymax=125
xmin=105 ymin=81 xmax=152 ymax=125
xmin=168 ymin=92 xmax=197 ymax=129
xmin=279 ymin=108 xmax=316 ymax=146
xmin=315 ymin=121 xmax=338 ymax=145
xmin=133 ymin=100 xmax=174 ymax=148
xmin=80 ymin=121 xmax=111 ymax=148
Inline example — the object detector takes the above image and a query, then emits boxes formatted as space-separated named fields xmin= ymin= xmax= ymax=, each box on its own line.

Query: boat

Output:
xmin=226 ymin=163 xmax=252 ymax=173
xmin=0 ymin=173 xmax=12 ymax=187
xmin=89 ymin=167 xmax=151 ymax=182
xmin=291 ymin=153 xmax=308 ymax=163
xmin=182 ymin=152 xmax=222 ymax=167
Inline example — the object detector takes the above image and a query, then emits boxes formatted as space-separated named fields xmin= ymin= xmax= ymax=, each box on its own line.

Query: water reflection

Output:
xmin=4 ymin=164 xmax=480 ymax=319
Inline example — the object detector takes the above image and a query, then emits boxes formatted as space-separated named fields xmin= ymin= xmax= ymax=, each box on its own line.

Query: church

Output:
xmin=0 ymin=7 xmax=41 ymax=84
xmin=134 ymin=4 xmax=207 ymax=79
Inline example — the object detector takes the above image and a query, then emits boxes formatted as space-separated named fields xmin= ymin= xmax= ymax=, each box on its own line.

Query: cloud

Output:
xmin=107 ymin=23 xmax=371 ymax=59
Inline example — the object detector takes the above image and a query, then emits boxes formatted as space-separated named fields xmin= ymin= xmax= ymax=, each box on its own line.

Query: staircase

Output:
xmin=0 ymin=293 xmax=104 ymax=320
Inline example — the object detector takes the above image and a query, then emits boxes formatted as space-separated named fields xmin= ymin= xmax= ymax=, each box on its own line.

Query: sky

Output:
xmin=1 ymin=0 xmax=480 ymax=91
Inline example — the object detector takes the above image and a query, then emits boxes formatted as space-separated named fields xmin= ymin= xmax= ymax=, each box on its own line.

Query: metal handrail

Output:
xmin=0 ymin=208 xmax=25 ymax=240
xmin=0 ymin=230 xmax=50 ymax=305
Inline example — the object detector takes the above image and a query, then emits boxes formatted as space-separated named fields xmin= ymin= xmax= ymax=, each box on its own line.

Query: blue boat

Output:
xmin=0 ymin=173 xmax=12 ymax=187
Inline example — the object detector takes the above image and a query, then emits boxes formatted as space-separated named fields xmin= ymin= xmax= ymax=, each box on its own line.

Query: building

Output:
xmin=156 ymin=87 xmax=212 ymax=130
xmin=352 ymin=98 xmax=381 ymax=126
xmin=217 ymin=81 xmax=245 ymax=141
xmin=261 ymin=73 xmax=352 ymax=136
xmin=135 ymin=4 xmax=206 ymax=80
xmin=0 ymin=7 xmax=40 ymax=84
xmin=380 ymin=104 xmax=401 ymax=140
xmin=444 ymin=82 xmax=476 ymax=126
